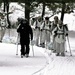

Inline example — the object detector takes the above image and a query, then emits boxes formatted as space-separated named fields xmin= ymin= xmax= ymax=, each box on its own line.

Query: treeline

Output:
xmin=0 ymin=0 xmax=75 ymax=27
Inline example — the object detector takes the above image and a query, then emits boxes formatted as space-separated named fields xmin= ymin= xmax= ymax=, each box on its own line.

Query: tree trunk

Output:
xmin=3 ymin=1 xmax=6 ymax=12
xmin=41 ymin=2 xmax=45 ymax=20
xmin=25 ymin=2 xmax=30 ymax=25
xmin=60 ymin=2 xmax=66 ymax=22
xmin=6 ymin=2 xmax=11 ymax=28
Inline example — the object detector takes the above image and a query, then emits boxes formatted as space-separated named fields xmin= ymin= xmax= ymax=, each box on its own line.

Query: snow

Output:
xmin=1 ymin=2 xmax=74 ymax=32
xmin=2 ymin=29 xmax=18 ymax=44
xmin=49 ymin=13 xmax=75 ymax=31
xmin=0 ymin=43 xmax=48 ymax=75
xmin=9 ymin=3 xmax=25 ymax=23
xmin=0 ymin=31 xmax=75 ymax=75
xmin=0 ymin=2 xmax=75 ymax=75
xmin=4 ymin=2 xmax=75 ymax=31
xmin=39 ymin=31 xmax=75 ymax=75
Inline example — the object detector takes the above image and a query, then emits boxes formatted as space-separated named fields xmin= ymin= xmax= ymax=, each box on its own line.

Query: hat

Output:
xmin=45 ymin=17 xmax=49 ymax=20
xmin=54 ymin=16 xmax=58 ymax=20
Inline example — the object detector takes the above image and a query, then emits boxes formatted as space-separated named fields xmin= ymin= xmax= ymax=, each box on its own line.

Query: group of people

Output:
xmin=30 ymin=16 xmax=68 ymax=56
xmin=31 ymin=16 xmax=51 ymax=48
xmin=17 ymin=16 xmax=68 ymax=58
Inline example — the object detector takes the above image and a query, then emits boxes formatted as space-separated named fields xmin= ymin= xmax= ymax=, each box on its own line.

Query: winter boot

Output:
xmin=61 ymin=53 xmax=65 ymax=56
xmin=56 ymin=53 xmax=60 ymax=56
xmin=25 ymin=54 xmax=29 ymax=58
xmin=21 ymin=55 xmax=23 ymax=58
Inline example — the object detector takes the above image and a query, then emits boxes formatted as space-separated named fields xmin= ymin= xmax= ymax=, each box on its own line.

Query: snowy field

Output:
xmin=2 ymin=29 xmax=18 ymax=44
xmin=0 ymin=30 xmax=75 ymax=75
xmin=40 ymin=31 xmax=75 ymax=75
xmin=0 ymin=2 xmax=75 ymax=75
xmin=0 ymin=43 xmax=49 ymax=75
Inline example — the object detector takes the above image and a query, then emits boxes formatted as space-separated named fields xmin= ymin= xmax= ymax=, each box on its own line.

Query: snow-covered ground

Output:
xmin=0 ymin=30 xmax=75 ymax=75
xmin=0 ymin=43 xmax=49 ymax=75
xmin=0 ymin=2 xmax=75 ymax=75
xmin=39 ymin=31 xmax=75 ymax=75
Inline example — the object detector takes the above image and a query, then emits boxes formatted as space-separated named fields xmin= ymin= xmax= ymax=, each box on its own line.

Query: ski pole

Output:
xmin=65 ymin=38 xmax=67 ymax=52
xmin=16 ymin=33 xmax=19 ymax=55
xmin=67 ymin=36 xmax=72 ymax=56
xmin=31 ymin=40 xmax=35 ymax=56
xmin=16 ymin=43 xmax=18 ymax=55
xmin=32 ymin=45 xmax=34 ymax=56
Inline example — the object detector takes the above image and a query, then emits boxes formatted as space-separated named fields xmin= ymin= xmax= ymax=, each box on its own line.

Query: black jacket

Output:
xmin=17 ymin=21 xmax=33 ymax=44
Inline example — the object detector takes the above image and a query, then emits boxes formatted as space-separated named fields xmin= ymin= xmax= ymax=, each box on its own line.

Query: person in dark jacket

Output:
xmin=17 ymin=18 xmax=33 ymax=58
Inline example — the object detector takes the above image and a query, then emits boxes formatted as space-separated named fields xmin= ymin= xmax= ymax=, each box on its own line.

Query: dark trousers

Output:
xmin=21 ymin=44 xmax=30 ymax=55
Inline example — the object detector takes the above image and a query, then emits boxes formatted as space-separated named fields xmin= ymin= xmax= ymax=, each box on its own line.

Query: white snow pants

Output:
xmin=56 ymin=42 xmax=65 ymax=53
xmin=34 ymin=28 xmax=40 ymax=46
xmin=40 ymin=30 xmax=51 ymax=47
xmin=53 ymin=37 xmax=57 ymax=51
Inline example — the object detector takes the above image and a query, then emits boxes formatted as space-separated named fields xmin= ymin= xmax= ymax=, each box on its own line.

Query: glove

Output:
xmin=31 ymin=37 xmax=33 ymax=41
xmin=54 ymin=31 xmax=57 ymax=35
xmin=31 ymin=40 xmax=35 ymax=45
xmin=30 ymin=35 xmax=33 ymax=41
xmin=35 ymin=26 xmax=38 ymax=29
xmin=54 ymin=31 xmax=57 ymax=33
xmin=40 ymin=29 xmax=43 ymax=31
xmin=66 ymin=33 xmax=68 ymax=36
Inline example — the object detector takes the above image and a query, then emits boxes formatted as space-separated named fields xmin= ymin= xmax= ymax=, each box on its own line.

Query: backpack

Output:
xmin=55 ymin=25 xmax=66 ymax=43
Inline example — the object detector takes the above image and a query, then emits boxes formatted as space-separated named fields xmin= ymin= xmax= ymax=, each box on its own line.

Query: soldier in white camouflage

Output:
xmin=32 ymin=17 xmax=42 ymax=46
xmin=52 ymin=20 xmax=68 ymax=56
xmin=40 ymin=17 xmax=51 ymax=48
xmin=51 ymin=16 xmax=59 ymax=52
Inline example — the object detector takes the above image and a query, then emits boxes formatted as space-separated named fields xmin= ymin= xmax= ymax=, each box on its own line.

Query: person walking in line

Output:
xmin=40 ymin=17 xmax=51 ymax=48
xmin=30 ymin=17 xmax=37 ymax=45
xmin=52 ymin=20 xmax=68 ymax=56
xmin=32 ymin=16 xmax=42 ymax=46
xmin=17 ymin=18 xmax=33 ymax=58
xmin=51 ymin=16 xmax=59 ymax=52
